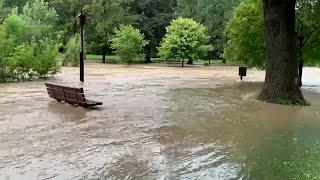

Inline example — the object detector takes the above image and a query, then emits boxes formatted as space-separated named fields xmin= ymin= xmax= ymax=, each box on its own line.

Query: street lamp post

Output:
xmin=77 ymin=10 xmax=86 ymax=82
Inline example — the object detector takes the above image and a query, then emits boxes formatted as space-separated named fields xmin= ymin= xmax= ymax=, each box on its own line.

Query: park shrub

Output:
xmin=0 ymin=28 xmax=15 ymax=82
xmin=7 ymin=43 xmax=36 ymax=80
xmin=158 ymin=17 xmax=213 ymax=67
xmin=33 ymin=39 xmax=60 ymax=77
xmin=0 ymin=1 xmax=60 ymax=82
xmin=110 ymin=25 xmax=148 ymax=64
xmin=63 ymin=35 xmax=80 ymax=67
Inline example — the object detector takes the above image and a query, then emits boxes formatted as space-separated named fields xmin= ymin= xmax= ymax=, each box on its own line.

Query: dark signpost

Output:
xmin=77 ymin=10 xmax=86 ymax=82
xmin=239 ymin=66 xmax=247 ymax=80
xmin=239 ymin=59 xmax=248 ymax=80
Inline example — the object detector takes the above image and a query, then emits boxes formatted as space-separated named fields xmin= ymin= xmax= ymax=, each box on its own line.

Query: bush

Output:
xmin=33 ymin=39 xmax=59 ymax=77
xmin=7 ymin=43 xmax=36 ymax=79
xmin=4 ymin=40 xmax=59 ymax=80
xmin=158 ymin=17 xmax=213 ymax=67
xmin=63 ymin=35 xmax=80 ymax=67
xmin=110 ymin=25 xmax=148 ymax=64
xmin=0 ymin=27 xmax=15 ymax=82
xmin=0 ymin=1 xmax=60 ymax=82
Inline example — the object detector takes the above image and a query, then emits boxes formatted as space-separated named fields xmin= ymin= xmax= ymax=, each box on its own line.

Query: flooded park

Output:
xmin=0 ymin=63 xmax=319 ymax=179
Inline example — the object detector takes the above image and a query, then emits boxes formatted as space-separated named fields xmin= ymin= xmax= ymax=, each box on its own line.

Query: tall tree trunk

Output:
xmin=144 ymin=44 xmax=151 ymax=63
xmin=102 ymin=45 xmax=106 ymax=64
xmin=182 ymin=60 xmax=184 ymax=67
xmin=298 ymin=57 xmax=303 ymax=87
xmin=260 ymin=0 xmax=304 ymax=103
xmin=297 ymin=43 xmax=304 ymax=87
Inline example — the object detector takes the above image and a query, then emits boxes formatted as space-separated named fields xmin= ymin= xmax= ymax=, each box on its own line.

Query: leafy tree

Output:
xmin=2 ymin=0 xmax=30 ymax=12
xmin=224 ymin=0 xmax=265 ymax=68
xmin=47 ymin=0 xmax=91 ymax=44
xmin=260 ymin=0 xmax=304 ymax=104
xmin=22 ymin=0 xmax=58 ymax=24
xmin=0 ymin=0 xmax=9 ymax=23
xmin=3 ymin=0 xmax=60 ymax=44
xmin=84 ymin=0 xmax=133 ymax=63
xmin=177 ymin=0 xmax=241 ymax=59
xmin=2 ymin=12 xmax=32 ymax=44
xmin=224 ymin=0 xmax=320 ymax=84
xmin=21 ymin=0 xmax=60 ymax=41
xmin=124 ymin=0 xmax=177 ymax=63
xmin=296 ymin=0 xmax=320 ymax=86
xmin=63 ymin=35 xmax=80 ymax=66
xmin=110 ymin=25 xmax=148 ymax=64
xmin=158 ymin=18 xmax=213 ymax=67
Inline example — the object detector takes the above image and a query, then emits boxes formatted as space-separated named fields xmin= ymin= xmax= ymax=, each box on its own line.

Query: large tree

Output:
xmin=47 ymin=0 xmax=91 ymax=44
xmin=84 ymin=0 xmax=132 ymax=63
xmin=296 ymin=0 xmax=320 ymax=86
xmin=124 ymin=0 xmax=177 ymax=63
xmin=225 ymin=0 xmax=320 ymax=85
xmin=224 ymin=0 xmax=265 ymax=68
xmin=177 ymin=0 xmax=241 ymax=60
xmin=158 ymin=18 xmax=213 ymax=67
xmin=2 ymin=0 xmax=30 ymax=12
xmin=260 ymin=0 xmax=304 ymax=103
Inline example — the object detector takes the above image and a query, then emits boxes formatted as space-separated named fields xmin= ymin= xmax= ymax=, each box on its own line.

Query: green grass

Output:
xmin=86 ymin=54 xmax=120 ymax=61
xmin=279 ymin=99 xmax=311 ymax=106
xmin=86 ymin=54 xmax=225 ymax=65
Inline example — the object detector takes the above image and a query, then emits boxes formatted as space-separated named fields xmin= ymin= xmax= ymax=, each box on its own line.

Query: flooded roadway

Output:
xmin=0 ymin=64 xmax=320 ymax=179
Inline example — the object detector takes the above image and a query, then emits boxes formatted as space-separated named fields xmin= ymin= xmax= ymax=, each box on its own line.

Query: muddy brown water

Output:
xmin=0 ymin=64 xmax=320 ymax=179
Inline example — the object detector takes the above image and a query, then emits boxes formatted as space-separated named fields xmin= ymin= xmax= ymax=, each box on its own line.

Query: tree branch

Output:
xmin=302 ymin=30 xmax=315 ymax=47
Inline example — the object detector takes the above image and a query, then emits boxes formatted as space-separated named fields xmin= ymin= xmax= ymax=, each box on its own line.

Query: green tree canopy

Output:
xmin=110 ymin=25 xmax=148 ymax=64
xmin=296 ymin=0 xmax=320 ymax=67
xmin=84 ymin=0 xmax=133 ymax=60
xmin=123 ymin=0 xmax=177 ymax=62
xmin=177 ymin=0 xmax=241 ymax=58
xmin=224 ymin=0 xmax=265 ymax=68
xmin=158 ymin=17 xmax=213 ymax=67
xmin=224 ymin=0 xmax=320 ymax=70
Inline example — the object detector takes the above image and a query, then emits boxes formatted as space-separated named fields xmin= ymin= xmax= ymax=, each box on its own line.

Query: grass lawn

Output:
xmin=86 ymin=54 xmax=225 ymax=65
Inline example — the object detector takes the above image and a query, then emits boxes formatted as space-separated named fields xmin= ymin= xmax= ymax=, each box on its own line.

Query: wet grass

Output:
xmin=279 ymin=99 xmax=312 ymax=106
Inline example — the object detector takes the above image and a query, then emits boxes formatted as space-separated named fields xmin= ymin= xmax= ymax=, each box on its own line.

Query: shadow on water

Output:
xmin=151 ymin=82 xmax=320 ymax=179
xmin=47 ymin=102 xmax=90 ymax=123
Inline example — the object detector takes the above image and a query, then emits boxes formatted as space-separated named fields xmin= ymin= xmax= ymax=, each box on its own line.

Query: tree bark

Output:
xmin=102 ymin=45 xmax=107 ymax=63
xmin=298 ymin=57 xmax=303 ymax=87
xmin=297 ymin=38 xmax=303 ymax=87
xmin=260 ymin=0 xmax=304 ymax=103
xmin=144 ymin=44 xmax=152 ymax=63
xmin=182 ymin=60 xmax=184 ymax=67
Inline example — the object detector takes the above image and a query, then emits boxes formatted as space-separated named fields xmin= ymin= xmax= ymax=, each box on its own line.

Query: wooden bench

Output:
xmin=45 ymin=83 xmax=102 ymax=108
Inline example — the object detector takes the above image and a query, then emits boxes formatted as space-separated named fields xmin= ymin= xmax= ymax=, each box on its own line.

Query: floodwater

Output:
xmin=0 ymin=64 xmax=320 ymax=179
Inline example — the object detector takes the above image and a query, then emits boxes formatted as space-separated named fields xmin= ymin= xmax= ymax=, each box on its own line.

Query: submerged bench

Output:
xmin=45 ymin=83 xmax=102 ymax=108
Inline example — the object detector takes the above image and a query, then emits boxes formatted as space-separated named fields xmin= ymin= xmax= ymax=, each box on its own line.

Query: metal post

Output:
xmin=77 ymin=10 xmax=86 ymax=83
xmin=80 ymin=24 xmax=84 ymax=82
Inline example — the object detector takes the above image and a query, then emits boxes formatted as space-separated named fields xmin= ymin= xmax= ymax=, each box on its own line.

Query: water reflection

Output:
xmin=47 ymin=102 xmax=89 ymax=123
